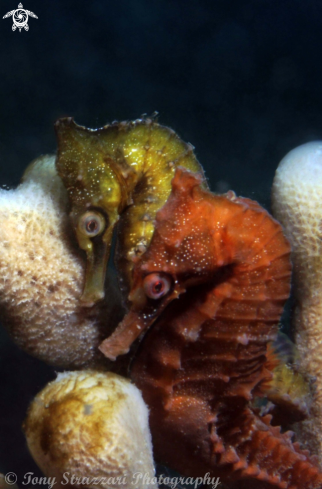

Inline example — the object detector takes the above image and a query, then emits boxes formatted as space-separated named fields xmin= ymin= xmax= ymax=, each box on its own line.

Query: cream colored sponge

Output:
xmin=272 ymin=141 xmax=322 ymax=460
xmin=23 ymin=370 xmax=156 ymax=489
xmin=0 ymin=156 xmax=123 ymax=368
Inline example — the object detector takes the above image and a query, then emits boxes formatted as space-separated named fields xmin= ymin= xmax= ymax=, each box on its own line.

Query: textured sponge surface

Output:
xmin=272 ymin=141 xmax=322 ymax=460
xmin=24 ymin=370 xmax=156 ymax=488
xmin=0 ymin=156 xmax=123 ymax=368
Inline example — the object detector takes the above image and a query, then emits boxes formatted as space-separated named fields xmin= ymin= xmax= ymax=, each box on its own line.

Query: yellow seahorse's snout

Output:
xmin=55 ymin=118 xmax=128 ymax=306
xmin=76 ymin=216 xmax=114 ymax=307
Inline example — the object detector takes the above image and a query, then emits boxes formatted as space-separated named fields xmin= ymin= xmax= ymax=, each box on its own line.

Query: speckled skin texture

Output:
xmin=272 ymin=141 xmax=322 ymax=462
xmin=23 ymin=371 xmax=156 ymax=489
xmin=55 ymin=118 xmax=206 ymax=301
xmin=101 ymin=168 xmax=322 ymax=488
xmin=0 ymin=155 xmax=124 ymax=369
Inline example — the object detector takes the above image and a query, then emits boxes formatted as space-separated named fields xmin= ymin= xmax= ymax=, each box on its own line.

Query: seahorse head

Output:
xmin=55 ymin=118 xmax=135 ymax=306
xmin=99 ymin=167 xmax=225 ymax=360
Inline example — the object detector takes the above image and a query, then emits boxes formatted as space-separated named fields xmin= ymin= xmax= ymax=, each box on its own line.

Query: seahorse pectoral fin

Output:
xmin=80 ymin=226 xmax=113 ymax=307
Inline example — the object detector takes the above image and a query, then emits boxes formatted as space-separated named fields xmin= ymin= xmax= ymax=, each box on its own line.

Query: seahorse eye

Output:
xmin=143 ymin=273 xmax=172 ymax=300
xmin=79 ymin=211 xmax=106 ymax=238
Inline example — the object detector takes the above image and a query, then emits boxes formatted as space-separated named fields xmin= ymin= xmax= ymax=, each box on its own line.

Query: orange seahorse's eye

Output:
xmin=143 ymin=273 xmax=172 ymax=300
xmin=79 ymin=211 xmax=106 ymax=238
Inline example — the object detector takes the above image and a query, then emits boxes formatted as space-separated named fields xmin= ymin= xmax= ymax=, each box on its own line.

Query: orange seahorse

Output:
xmin=100 ymin=168 xmax=322 ymax=489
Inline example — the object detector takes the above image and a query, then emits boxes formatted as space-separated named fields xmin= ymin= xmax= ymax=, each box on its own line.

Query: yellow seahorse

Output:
xmin=54 ymin=116 xmax=206 ymax=306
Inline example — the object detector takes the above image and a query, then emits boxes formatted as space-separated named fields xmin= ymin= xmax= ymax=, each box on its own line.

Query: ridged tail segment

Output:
xmin=127 ymin=169 xmax=322 ymax=488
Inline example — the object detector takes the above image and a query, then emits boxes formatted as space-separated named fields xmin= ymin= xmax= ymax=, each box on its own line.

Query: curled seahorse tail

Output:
xmin=223 ymin=410 xmax=322 ymax=489
xmin=137 ymin=387 xmax=322 ymax=488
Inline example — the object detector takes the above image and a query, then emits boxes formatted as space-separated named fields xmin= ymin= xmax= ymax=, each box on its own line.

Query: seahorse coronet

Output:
xmin=55 ymin=117 xmax=206 ymax=305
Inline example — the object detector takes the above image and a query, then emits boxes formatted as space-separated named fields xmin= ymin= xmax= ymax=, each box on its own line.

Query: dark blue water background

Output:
xmin=0 ymin=0 xmax=321 ymax=480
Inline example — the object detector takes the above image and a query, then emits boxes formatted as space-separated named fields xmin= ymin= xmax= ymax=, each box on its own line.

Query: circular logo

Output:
xmin=5 ymin=473 xmax=17 ymax=485
xmin=13 ymin=9 xmax=28 ymax=28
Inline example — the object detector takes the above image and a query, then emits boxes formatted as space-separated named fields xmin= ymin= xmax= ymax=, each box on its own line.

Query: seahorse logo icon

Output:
xmin=3 ymin=3 xmax=38 ymax=32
